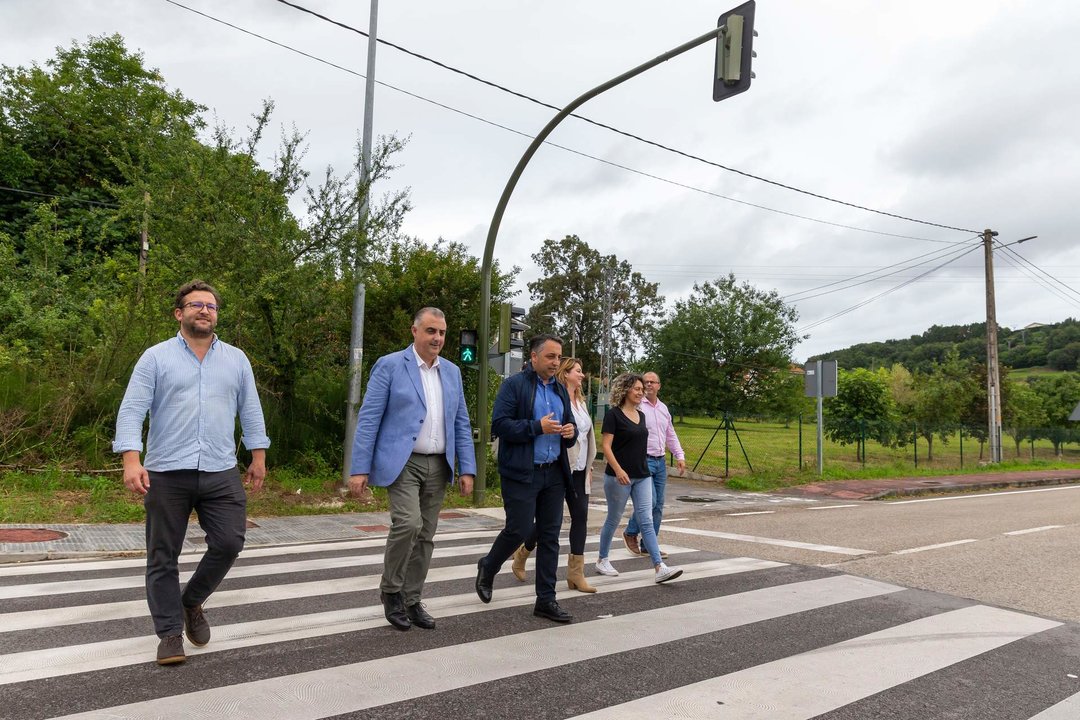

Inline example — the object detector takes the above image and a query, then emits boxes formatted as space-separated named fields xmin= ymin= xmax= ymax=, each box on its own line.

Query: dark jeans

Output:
xmin=524 ymin=468 xmax=588 ymax=555
xmin=480 ymin=465 xmax=565 ymax=601
xmin=144 ymin=467 xmax=247 ymax=638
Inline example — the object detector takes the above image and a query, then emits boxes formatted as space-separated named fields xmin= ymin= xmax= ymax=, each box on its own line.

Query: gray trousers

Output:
xmin=144 ymin=468 xmax=247 ymax=638
xmin=382 ymin=452 xmax=450 ymax=604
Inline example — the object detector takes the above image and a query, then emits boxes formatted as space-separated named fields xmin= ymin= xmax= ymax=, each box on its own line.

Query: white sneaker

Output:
xmin=654 ymin=563 xmax=683 ymax=584
xmin=595 ymin=558 xmax=619 ymax=576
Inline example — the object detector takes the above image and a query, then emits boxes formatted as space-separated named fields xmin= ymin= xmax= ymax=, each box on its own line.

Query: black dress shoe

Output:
xmin=381 ymin=591 xmax=412 ymax=631
xmin=533 ymin=599 xmax=573 ymax=623
xmin=406 ymin=602 xmax=436 ymax=630
xmin=475 ymin=558 xmax=494 ymax=604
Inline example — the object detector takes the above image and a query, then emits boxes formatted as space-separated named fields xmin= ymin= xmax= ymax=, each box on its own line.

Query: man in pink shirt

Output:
xmin=623 ymin=371 xmax=686 ymax=557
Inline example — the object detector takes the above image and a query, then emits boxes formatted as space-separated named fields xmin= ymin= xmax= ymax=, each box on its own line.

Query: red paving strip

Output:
xmin=778 ymin=469 xmax=1080 ymax=501
xmin=0 ymin=529 xmax=68 ymax=543
xmin=356 ymin=524 xmax=389 ymax=532
xmin=438 ymin=512 xmax=467 ymax=519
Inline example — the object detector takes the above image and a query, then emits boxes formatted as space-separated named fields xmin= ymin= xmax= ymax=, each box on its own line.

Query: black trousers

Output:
xmin=144 ymin=467 xmax=247 ymax=638
xmin=480 ymin=465 xmax=565 ymax=601
xmin=524 ymin=468 xmax=588 ymax=555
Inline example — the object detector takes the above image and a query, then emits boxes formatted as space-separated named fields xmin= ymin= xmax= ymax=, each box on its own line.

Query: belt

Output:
xmin=412 ymin=451 xmax=445 ymax=457
xmin=648 ymin=454 xmax=665 ymax=460
xmin=533 ymin=461 xmax=557 ymax=469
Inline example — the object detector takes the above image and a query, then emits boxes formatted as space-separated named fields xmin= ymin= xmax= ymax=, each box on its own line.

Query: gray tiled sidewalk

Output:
xmin=0 ymin=509 xmax=507 ymax=563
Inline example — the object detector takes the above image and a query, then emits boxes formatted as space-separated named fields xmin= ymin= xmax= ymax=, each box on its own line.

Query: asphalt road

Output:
xmin=653 ymin=481 xmax=1080 ymax=624
xmin=5 ymin=514 xmax=1080 ymax=719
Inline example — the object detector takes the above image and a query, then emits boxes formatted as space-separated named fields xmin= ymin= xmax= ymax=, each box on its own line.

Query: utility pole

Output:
xmin=342 ymin=0 xmax=378 ymax=488
xmin=983 ymin=228 xmax=1002 ymax=463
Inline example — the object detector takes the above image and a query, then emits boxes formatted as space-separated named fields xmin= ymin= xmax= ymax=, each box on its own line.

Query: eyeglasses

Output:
xmin=182 ymin=301 xmax=219 ymax=313
xmin=644 ymin=380 xmax=660 ymax=385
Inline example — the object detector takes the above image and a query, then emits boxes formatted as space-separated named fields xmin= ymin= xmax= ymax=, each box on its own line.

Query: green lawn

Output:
xmin=670 ymin=415 xmax=1080 ymax=492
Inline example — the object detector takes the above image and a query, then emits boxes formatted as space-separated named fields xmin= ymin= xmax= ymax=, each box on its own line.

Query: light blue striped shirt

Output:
xmin=113 ymin=333 xmax=270 ymax=472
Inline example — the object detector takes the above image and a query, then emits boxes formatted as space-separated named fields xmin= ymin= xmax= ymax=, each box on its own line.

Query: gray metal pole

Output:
xmin=474 ymin=25 xmax=726 ymax=498
xmin=343 ymin=0 xmax=379 ymax=487
xmin=816 ymin=360 xmax=824 ymax=475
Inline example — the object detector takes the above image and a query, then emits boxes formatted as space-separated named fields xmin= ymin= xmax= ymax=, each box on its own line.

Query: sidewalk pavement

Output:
xmin=3 ymin=468 xmax=1080 ymax=564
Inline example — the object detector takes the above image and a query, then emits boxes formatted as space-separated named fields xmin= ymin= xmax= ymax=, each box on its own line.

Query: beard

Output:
xmin=181 ymin=315 xmax=216 ymax=338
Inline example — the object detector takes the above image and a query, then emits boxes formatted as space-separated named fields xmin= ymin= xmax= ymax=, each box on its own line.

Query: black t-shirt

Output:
xmin=602 ymin=406 xmax=650 ymax=479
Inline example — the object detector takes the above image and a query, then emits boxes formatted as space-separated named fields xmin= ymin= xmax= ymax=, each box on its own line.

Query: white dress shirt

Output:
xmin=411 ymin=347 xmax=446 ymax=454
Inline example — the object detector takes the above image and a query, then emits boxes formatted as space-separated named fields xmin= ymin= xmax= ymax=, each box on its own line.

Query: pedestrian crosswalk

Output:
xmin=2 ymin=528 xmax=1079 ymax=719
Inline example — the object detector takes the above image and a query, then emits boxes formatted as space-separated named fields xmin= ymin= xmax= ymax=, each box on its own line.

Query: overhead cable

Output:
xmin=270 ymin=0 xmax=982 ymax=235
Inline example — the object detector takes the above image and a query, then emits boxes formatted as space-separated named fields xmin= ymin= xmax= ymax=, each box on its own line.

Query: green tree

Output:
xmin=1031 ymin=373 xmax=1080 ymax=456
xmin=909 ymin=349 xmax=981 ymax=461
xmin=647 ymin=274 xmax=801 ymax=418
xmin=1003 ymin=381 xmax=1048 ymax=457
xmin=523 ymin=235 xmax=664 ymax=377
xmin=823 ymin=367 xmax=897 ymax=461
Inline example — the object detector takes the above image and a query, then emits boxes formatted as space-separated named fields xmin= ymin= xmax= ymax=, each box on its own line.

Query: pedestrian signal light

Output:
xmin=460 ymin=329 xmax=478 ymax=365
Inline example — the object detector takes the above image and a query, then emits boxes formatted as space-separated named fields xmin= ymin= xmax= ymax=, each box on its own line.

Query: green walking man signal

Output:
xmin=459 ymin=329 xmax=478 ymax=365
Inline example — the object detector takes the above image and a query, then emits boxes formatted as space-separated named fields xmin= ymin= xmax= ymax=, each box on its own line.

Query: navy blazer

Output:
xmin=350 ymin=345 xmax=477 ymax=487
xmin=491 ymin=364 xmax=577 ymax=484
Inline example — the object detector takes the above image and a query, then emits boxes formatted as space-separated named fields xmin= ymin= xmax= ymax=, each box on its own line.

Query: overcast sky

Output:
xmin=3 ymin=0 xmax=1079 ymax=361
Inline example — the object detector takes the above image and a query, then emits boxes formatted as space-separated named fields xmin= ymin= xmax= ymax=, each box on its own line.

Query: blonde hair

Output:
xmin=556 ymin=357 xmax=585 ymax=405
xmin=609 ymin=373 xmax=644 ymax=409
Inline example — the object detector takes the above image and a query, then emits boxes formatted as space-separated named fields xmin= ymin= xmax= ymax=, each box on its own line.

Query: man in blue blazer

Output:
xmin=348 ymin=307 xmax=476 ymax=631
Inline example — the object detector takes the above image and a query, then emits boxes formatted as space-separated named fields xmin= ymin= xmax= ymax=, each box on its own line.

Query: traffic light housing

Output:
xmin=713 ymin=0 xmax=757 ymax=102
xmin=459 ymin=329 xmax=478 ymax=365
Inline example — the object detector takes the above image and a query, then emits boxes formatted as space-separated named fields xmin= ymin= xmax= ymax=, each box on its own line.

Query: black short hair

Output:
xmin=529 ymin=333 xmax=563 ymax=353
xmin=174 ymin=280 xmax=221 ymax=309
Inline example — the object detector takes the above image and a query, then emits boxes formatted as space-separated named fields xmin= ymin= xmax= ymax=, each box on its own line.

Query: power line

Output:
xmin=784 ymin=236 xmax=983 ymax=303
xmin=270 ymin=0 xmax=982 ymax=235
xmin=163 ymin=0 xmax=963 ymax=246
xmin=993 ymin=249 xmax=1080 ymax=312
xmin=996 ymin=243 xmax=1080 ymax=303
xmin=0 ymin=185 xmax=120 ymax=208
xmin=796 ymin=243 xmax=983 ymax=333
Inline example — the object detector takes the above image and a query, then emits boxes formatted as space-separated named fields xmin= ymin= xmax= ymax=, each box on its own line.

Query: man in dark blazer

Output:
xmin=475 ymin=334 xmax=577 ymax=622
xmin=349 ymin=307 xmax=476 ymax=631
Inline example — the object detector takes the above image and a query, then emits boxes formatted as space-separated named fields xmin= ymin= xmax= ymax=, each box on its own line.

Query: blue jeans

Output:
xmin=625 ymin=456 xmax=668 ymax=540
xmin=599 ymin=474 xmax=662 ymax=565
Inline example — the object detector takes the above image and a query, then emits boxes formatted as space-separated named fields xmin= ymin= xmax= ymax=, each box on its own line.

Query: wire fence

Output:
xmin=672 ymin=414 xmax=1080 ymax=479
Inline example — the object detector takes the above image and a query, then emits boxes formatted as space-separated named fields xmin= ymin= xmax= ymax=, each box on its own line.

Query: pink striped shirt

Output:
xmin=640 ymin=395 xmax=684 ymax=460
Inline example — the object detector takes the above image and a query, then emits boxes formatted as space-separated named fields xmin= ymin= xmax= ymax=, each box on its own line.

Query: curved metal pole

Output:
xmin=474 ymin=25 xmax=725 ymax=501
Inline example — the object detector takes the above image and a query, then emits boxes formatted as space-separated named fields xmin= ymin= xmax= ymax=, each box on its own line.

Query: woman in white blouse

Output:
xmin=511 ymin=357 xmax=597 ymax=593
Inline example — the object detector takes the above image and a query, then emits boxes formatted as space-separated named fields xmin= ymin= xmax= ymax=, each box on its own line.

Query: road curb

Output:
xmin=866 ymin=475 xmax=1080 ymax=501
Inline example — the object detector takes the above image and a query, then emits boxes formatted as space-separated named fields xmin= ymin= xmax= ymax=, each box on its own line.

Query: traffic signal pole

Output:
xmin=474 ymin=24 xmax=732 ymax=501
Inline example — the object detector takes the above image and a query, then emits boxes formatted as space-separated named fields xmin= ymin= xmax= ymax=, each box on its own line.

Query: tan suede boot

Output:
xmin=511 ymin=544 xmax=531 ymax=581
xmin=567 ymin=553 xmax=597 ymax=593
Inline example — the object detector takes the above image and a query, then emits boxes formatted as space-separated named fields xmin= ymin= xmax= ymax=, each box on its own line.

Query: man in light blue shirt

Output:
xmin=114 ymin=279 xmax=270 ymax=665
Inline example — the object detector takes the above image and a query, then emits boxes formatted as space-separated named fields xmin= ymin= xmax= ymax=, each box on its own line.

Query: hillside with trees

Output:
xmin=812 ymin=319 xmax=1080 ymax=372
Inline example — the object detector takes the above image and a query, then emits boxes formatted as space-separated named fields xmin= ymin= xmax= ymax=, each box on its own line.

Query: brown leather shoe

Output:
xmin=622 ymin=533 xmax=641 ymax=556
xmin=156 ymin=634 xmax=186 ymax=665
xmin=183 ymin=604 xmax=210 ymax=647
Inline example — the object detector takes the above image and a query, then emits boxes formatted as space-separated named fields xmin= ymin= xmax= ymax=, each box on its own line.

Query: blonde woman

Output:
xmin=511 ymin=357 xmax=597 ymax=593
xmin=595 ymin=373 xmax=682 ymax=583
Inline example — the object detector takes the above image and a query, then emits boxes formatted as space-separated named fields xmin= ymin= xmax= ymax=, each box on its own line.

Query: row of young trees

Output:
xmin=0 ymin=35 xmax=516 ymax=470
xmin=823 ymin=351 xmax=1080 ymax=460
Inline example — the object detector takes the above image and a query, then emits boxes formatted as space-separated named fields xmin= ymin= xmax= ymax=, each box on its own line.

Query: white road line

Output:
xmin=569 ymin=605 xmax=1060 ymax=720
xmin=0 ymin=556 xmax=787 ymax=686
xmin=1004 ymin=525 xmax=1064 ymax=536
xmin=46 ymin=574 xmax=896 ymax=719
xmin=0 ymin=543 xmax=698 ymax=633
xmin=1029 ymin=690 xmax=1080 ymax=718
xmin=0 ymin=529 xmax=504 ymax=577
xmin=888 ymin=484 xmax=1080 ymax=505
xmin=806 ymin=504 xmax=860 ymax=511
xmin=892 ymin=539 xmax=977 ymax=555
xmin=724 ymin=511 xmax=775 ymax=516
xmin=661 ymin=525 xmax=875 ymax=556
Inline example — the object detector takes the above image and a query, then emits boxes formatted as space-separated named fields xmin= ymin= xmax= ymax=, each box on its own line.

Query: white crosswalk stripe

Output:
xmin=1 ymin=527 xmax=1076 ymax=719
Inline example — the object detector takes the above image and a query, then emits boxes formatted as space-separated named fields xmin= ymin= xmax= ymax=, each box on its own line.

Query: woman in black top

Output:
xmin=595 ymin=373 xmax=683 ymax=584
